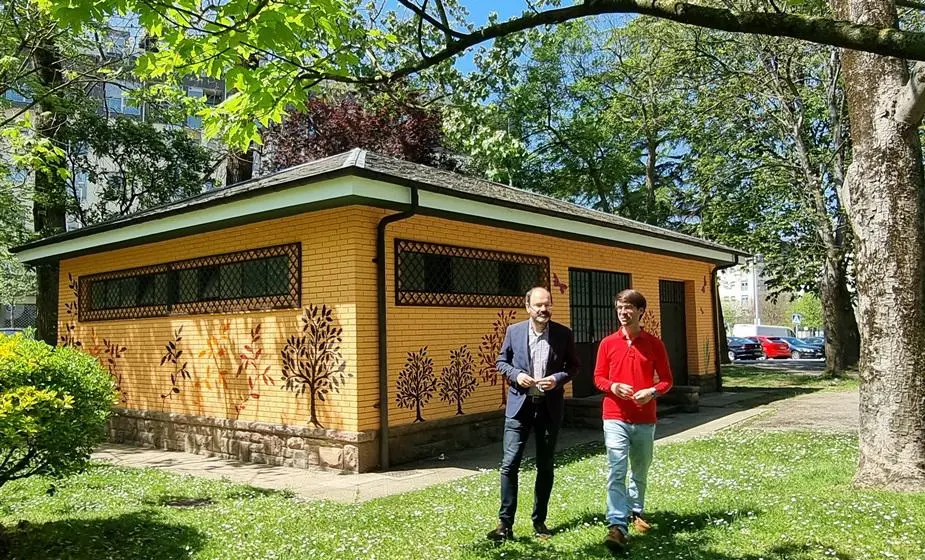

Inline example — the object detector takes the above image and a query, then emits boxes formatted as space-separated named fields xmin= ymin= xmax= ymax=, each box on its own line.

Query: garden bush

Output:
xmin=0 ymin=334 xmax=116 ymax=488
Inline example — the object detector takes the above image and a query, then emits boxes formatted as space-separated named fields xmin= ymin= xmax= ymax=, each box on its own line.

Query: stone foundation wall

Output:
xmin=388 ymin=410 xmax=505 ymax=465
xmin=108 ymin=408 xmax=379 ymax=472
xmin=689 ymin=373 xmax=719 ymax=393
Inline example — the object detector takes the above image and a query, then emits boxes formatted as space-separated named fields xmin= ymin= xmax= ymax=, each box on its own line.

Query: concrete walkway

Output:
xmin=92 ymin=387 xmax=857 ymax=504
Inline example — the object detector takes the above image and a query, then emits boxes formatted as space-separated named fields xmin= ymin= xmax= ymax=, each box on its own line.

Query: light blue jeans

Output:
xmin=603 ymin=420 xmax=656 ymax=532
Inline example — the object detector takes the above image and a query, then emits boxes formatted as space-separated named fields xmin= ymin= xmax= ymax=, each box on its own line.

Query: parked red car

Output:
xmin=748 ymin=336 xmax=792 ymax=359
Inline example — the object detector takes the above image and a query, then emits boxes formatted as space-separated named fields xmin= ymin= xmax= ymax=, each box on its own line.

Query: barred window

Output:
xmin=395 ymin=239 xmax=549 ymax=307
xmin=569 ymin=269 xmax=631 ymax=344
xmin=79 ymin=243 xmax=300 ymax=321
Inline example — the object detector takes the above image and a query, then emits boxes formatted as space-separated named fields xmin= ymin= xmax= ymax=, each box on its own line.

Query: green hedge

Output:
xmin=0 ymin=334 xmax=116 ymax=487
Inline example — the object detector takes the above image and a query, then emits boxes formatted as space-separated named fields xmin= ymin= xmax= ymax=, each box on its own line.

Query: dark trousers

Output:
xmin=498 ymin=398 xmax=561 ymax=527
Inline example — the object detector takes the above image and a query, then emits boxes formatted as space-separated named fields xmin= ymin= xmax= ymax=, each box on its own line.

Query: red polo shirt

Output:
xmin=593 ymin=327 xmax=673 ymax=424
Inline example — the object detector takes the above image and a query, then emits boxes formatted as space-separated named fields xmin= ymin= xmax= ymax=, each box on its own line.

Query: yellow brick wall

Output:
xmin=59 ymin=204 xmax=719 ymax=435
xmin=352 ymin=210 xmax=719 ymax=431
xmin=58 ymin=207 xmax=367 ymax=432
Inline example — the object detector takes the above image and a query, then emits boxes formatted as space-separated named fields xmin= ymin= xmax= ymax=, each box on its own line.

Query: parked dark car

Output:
xmin=777 ymin=336 xmax=823 ymax=359
xmin=727 ymin=336 xmax=764 ymax=361
xmin=0 ymin=328 xmax=23 ymax=336
xmin=749 ymin=336 xmax=792 ymax=359
xmin=803 ymin=337 xmax=826 ymax=355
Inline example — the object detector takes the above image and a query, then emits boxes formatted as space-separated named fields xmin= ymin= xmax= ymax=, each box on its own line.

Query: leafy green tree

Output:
xmin=0 ymin=335 xmax=116 ymax=488
xmin=443 ymin=21 xmax=686 ymax=225
xmin=790 ymin=294 xmax=824 ymax=331
xmin=676 ymin=21 xmax=860 ymax=372
xmin=62 ymin=110 xmax=214 ymax=227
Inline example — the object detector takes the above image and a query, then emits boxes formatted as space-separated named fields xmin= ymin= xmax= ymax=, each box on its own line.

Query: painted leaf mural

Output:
xmin=395 ymin=346 xmax=436 ymax=423
xmin=478 ymin=310 xmax=517 ymax=407
xmin=236 ymin=323 xmax=273 ymax=417
xmin=281 ymin=304 xmax=349 ymax=428
xmin=103 ymin=339 xmax=128 ymax=404
xmin=59 ymin=273 xmax=81 ymax=348
xmin=438 ymin=345 xmax=477 ymax=415
xmin=160 ymin=326 xmax=191 ymax=402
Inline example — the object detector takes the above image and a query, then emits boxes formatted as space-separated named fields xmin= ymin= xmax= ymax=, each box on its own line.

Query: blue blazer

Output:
xmin=496 ymin=320 xmax=580 ymax=420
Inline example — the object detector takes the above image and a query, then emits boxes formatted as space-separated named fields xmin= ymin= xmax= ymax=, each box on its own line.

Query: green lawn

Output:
xmin=2 ymin=430 xmax=922 ymax=559
xmin=723 ymin=364 xmax=859 ymax=391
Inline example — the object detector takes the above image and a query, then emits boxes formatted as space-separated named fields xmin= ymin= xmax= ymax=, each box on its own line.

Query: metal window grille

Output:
xmin=659 ymin=279 xmax=686 ymax=304
xmin=78 ymin=243 xmax=301 ymax=321
xmin=568 ymin=269 xmax=631 ymax=344
xmin=395 ymin=239 xmax=549 ymax=307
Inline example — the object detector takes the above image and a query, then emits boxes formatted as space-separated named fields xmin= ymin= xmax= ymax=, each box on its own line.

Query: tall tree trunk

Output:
xmin=32 ymin=39 xmax=68 ymax=346
xmin=225 ymin=147 xmax=254 ymax=185
xmin=644 ymin=135 xmax=658 ymax=219
xmin=821 ymin=253 xmax=860 ymax=372
xmin=835 ymin=0 xmax=925 ymax=490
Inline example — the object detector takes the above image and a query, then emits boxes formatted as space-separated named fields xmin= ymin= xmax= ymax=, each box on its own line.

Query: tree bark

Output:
xmin=644 ymin=135 xmax=658 ymax=220
xmin=820 ymin=254 xmax=860 ymax=372
xmin=225 ymin=147 xmax=254 ymax=185
xmin=32 ymin=38 xmax=68 ymax=345
xmin=33 ymin=263 xmax=58 ymax=346
xmin=835 ymin=0 xmax=925 ymax=491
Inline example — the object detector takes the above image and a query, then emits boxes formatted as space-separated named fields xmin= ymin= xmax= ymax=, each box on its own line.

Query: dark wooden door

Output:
xmin=659 ymin=280 xmax=689 ymax=386
xmin=569 ymin=269 xmax=630 ymax=397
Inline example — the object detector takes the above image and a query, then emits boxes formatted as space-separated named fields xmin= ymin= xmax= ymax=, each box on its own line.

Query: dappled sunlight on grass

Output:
xmin=1 ymin=431 xmax=921 ymax=559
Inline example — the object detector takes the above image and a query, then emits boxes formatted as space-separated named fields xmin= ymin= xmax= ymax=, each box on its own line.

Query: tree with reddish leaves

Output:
xmin=478 ymin=310 xmax=517 ymax=407
xmin=261 ymin=93 xmax=445 ymax=173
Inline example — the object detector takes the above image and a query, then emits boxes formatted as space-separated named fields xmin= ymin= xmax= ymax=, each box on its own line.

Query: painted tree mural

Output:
xmin=396 ymin=346 xmax=436 ymax=423
xmin=281 ymin=304 xmax=349 ymax=428
xmin=160 ymin=326 xmax=191 ymax=402
xmin=644 ymin=313 xmax=662 ymax=338
xmin=102 ymin=339 xmax=128 ymax=404
xmin=197 ymin=319 xmax=234 ymax=392
xmin=55 ymin=274 xmax=129 ymax=401
xmin=438 ymin=345 xmax=477 ymax=416
xmin=478 ymin=310 xmax=517 ymax=407
xmin=59 ymin=273 xmax=80 ymax=348
xmin=236 ymin=323 xmax=273 ymax=417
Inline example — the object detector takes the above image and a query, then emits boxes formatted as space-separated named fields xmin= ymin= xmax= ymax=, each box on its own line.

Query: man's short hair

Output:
xmin=614 ymin=289 xmax=647 ymax=310
xmin=525 ymin=286 xmax=552 ymax=306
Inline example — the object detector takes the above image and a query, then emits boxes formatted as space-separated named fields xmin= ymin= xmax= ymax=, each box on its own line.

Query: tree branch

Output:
xmin=895 ymin=61 xmax=925 ymax=125
xmin=297 ymin=0 xmax=925 ymax=85
xmin=896 ymin=0 xmax=925 ymax=11
xmin=398 ymin=0 xmax=464 ymax=40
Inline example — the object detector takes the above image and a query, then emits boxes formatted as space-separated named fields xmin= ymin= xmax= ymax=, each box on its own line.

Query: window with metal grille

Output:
xmin=79 ymin=243 xmax=300 ymax=321
xmin=568 ymin=269 xmax=631 ymax=344
xmin=395 ymin=239 xmax=549 ymax=307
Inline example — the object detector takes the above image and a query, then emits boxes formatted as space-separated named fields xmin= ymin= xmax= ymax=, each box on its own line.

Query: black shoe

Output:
xmin=533 ymin=522 xmax=552 ymax=539
xmin=487 ymin=522 xmax=514 ymax=541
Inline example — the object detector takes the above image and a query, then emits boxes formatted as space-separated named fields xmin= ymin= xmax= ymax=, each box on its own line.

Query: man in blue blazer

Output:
xmin=487 ymin=286 xmax=580 ymax=541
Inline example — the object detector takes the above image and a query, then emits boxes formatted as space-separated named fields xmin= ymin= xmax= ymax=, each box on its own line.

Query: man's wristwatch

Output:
xmin=650 ymin=388 xmax=659 ymax=398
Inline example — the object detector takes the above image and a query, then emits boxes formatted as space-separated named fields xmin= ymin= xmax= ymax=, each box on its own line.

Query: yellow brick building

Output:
xmin=14 ymin=149 xmax=744 ymax=472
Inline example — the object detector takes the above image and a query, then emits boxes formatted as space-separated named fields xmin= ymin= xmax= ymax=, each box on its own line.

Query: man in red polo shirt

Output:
xmin=593 ymin=289 xmax=673 ymax=551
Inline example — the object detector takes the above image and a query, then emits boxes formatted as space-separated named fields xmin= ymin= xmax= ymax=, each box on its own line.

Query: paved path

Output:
xmin=92 ymin=387 xmax=858 ymax=504
xmin=743 ymin=389 xmax=858 ymax=433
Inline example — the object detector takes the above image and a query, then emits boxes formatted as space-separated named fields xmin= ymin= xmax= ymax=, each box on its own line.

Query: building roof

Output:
xmin=13 ymin=148 xmax=746 ymax=265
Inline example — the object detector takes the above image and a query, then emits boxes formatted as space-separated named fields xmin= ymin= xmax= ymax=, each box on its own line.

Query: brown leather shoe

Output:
xmin=486 ymin=522 xmax=514 ymax=541
xmin=533 ymin=522 xmax=552 ymax=539
xmin=631 ymin=512 xmax=651 ymax=534
xmin=604 ymin=525 xmax=627 ymax=551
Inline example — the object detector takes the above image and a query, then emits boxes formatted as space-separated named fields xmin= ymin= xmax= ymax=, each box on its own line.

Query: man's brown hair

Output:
xmin=614 ymin=289 xmax=647 ymax=310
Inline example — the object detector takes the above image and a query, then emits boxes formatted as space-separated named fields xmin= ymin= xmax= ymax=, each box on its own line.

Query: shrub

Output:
xmin=0 ymin=334 xmax=116 ymax=488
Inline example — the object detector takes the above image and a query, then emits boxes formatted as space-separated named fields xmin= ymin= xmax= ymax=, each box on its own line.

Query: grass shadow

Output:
xmin=0 ymin=510 xmax=206 ymax=560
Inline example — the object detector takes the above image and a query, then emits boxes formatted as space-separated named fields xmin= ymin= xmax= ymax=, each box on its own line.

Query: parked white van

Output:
xmin=731 ymin=324 xmax=796 ymax=338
